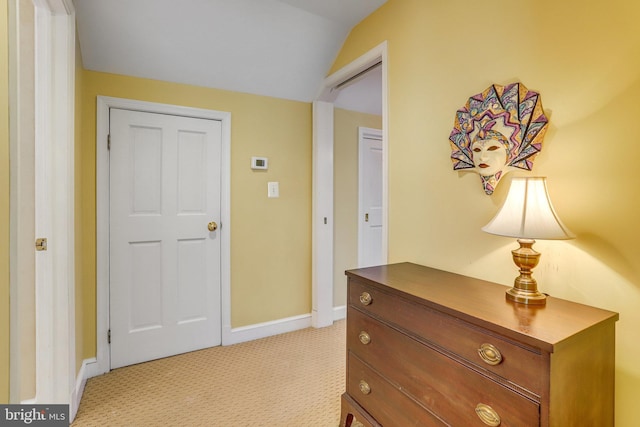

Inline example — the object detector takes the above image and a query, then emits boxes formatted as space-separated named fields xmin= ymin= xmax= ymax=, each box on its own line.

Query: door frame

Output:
xmin=92 ymin=97 xmax=231 ymax=376
xmin=28 ymin=0 xmax=76 ymax=408
xmin=312 ymin=41 xmax=388 ymax=327
xmin=9 ymin=0 xmax=77 ymax=410
xmin=358 ymin=127 xmax=383 ymax=267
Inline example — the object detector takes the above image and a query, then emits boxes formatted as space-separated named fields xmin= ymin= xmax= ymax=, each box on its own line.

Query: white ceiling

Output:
xmin=74 ymin=0 xmax=385 ymax=111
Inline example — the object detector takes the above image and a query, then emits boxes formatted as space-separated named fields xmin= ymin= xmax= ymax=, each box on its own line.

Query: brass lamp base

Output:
xmin=506 ymin=239 xmax=547 ymax=305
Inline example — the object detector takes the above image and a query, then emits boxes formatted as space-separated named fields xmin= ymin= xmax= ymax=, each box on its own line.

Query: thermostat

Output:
xmin=251 ymin=156 xmax=268 ymax=170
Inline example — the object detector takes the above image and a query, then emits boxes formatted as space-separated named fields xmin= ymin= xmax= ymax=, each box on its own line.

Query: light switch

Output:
xmin=268 ymin=181 xmax=279 ymax=198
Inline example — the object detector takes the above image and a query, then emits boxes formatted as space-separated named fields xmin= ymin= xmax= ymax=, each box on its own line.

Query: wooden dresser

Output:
xmin=340 ymin=263 xmax=618 ymax=427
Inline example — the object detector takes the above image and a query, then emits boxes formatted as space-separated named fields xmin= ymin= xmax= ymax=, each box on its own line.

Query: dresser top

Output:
xmin=346 ymin=262 xmax=618 ymax=352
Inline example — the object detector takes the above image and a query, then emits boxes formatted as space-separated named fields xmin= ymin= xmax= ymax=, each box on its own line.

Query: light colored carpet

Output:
xmin=73 ymin=320 xmax=346 ymax=427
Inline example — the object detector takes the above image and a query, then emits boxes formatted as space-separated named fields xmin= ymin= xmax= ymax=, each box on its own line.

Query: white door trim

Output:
xmin=32 ymin=0 xmax=76 ymax=407
xmin=18 ymin=0 xmax=77 ymax=414
xmin=311 ymin=100 xmax=334 ymax=328
xmin=312 ymin=42 xmax=389 ymax=327
xmin=92 ymin=97 xmax=232 ymax=377
xmin=358 ymin=127 xmax=383 ymax=267
xmin=8 ymin=0 xmax=35 ymax=404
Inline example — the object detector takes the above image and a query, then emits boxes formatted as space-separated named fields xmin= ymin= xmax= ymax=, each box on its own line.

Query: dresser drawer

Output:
xmin=344 ymin=263 xmax=618 ymax=427
xmin=348 ymin=307 xmax=540 ymax=426
xmin=349 ymin=279 xmax=545 ymax=395
xmin=347 ymin=353 xmax=445 ymax=427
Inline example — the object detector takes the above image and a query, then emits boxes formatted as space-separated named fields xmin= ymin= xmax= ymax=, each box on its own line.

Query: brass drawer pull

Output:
xmin=478 ymin=343 xmax=503 ymax=366
xmin=359 ymin=292 xmax=372 ymax=306
xmin=359 ymin=331 xmax=371 ymax=345
xmin=475 ymin=403 xmax=501 ymax=426
xmin=359 ymin=380 xmax=371 ymax=395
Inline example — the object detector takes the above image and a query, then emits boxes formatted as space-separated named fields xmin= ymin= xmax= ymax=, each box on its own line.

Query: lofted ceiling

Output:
xmin=74 ymin=0 xmax=385 ymax=112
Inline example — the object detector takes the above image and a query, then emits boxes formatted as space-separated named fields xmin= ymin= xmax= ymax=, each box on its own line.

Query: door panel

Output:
xmin=130 ymin=126 xmax=162 ymax=214
xmin=109 ymin=108 xmax=222 ymax=369
xmin=129 ymin=240 xmax=163 ymax=332
xmin=177 ymin=130 xmax=207 ymax=213
xmin=177 ymin=238 xmax=207 ymax=323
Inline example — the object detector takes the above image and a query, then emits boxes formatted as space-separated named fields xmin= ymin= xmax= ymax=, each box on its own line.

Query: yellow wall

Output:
xmin=333 ymin=0 xmax=640 ymax=425
xmin=333 ymin=108 xmax=381 ymax=306
xmin=78 ymin=71 xmax=312 ymax=357
xmin=0 ymin=0 xmax=10 ymax=404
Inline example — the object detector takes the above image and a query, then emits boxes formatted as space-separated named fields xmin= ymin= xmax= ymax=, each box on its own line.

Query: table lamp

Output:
xmin=482 ymin=177 xmax=574 ymax=305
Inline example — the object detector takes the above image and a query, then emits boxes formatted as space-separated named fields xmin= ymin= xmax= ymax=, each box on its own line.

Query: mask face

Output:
xmin=449 ymin=82 xmax=548 ymax=195
xmin=472 ymin=137 xmax=508 ymax=177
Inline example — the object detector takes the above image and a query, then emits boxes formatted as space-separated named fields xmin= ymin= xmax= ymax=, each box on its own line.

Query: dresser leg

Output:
xmin=344 ymin=413 xmax=354 ymax=427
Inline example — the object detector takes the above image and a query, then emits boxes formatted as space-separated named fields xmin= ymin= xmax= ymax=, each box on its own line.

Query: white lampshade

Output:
xmin=482 ymin=177 xmax=574 ymax=240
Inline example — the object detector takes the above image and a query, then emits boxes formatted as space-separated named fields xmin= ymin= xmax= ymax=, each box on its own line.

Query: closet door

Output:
xmin=109 ymin=108 xmax=222 ymax=368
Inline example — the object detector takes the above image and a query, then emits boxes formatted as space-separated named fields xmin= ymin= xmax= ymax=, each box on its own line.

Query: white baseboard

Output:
xmin=19 ymin=356 xmax=94 ymax=422
xmin=222 ymin=306 xmax=346 ymax=346
xmin=223 ymin=313 xmax=312 ymax=346
xmin=84 ymin=356 xmax=105 ymax=379
xmin=71 ymin=358 xmax=96 ymax=422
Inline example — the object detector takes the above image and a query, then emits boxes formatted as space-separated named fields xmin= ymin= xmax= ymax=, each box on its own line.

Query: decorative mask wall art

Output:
xmin=448 ymin=82 xmax=549 ymax=195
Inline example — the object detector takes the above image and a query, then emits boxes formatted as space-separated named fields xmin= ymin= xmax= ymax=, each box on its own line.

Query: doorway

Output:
xmin=93 ymin=97 xmax=231 ymax=376
xmin=108 ymin=108 xmax=223 ymax=369
xmin=312 ymin=42 xmax=388 ymax=325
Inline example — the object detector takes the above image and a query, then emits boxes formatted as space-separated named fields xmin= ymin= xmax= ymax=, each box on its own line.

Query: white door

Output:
xmin=358 ymin=127 xmax=383 ymax=267
xmin=109 ymin=108 xmax=222 ymax=369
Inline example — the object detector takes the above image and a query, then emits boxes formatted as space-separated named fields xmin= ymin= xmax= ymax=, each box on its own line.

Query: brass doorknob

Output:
xmin=208 ymin=221 xmax=218 ymax=232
